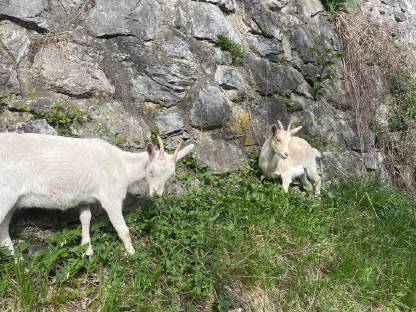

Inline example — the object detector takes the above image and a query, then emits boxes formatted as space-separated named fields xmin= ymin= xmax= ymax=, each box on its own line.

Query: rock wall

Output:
xmin=1 ymin=0 xmax=395 ymax=184
xmin=362 ymin=0 xmax=416 ymax=62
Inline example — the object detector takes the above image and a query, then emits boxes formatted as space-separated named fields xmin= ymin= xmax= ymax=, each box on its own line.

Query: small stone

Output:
xmin=219 ymin=0 xmax=237 ymax=13
xmin=185 ymin=2 xmax=240 ymax=43
xmin=300 ymin=63 xmax=321 ymax=82
xmin=215 ymin=65 xmax=244 ymax=90
xmin=246 ymin=34 xmax=283 ymax=61
xmin=16 ymin=119 xmax=57 ymax=135
xmin=267 ymin=0 xmax=289 ymax=11
xmin=394 ymin=11 xmax=407 ymax=22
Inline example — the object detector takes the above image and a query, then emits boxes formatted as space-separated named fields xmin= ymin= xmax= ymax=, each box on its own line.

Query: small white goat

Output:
xmin=0 ymin=133 xmax=194 ymax=256
xmin=259 ymin=121 xmax=322 ymax=194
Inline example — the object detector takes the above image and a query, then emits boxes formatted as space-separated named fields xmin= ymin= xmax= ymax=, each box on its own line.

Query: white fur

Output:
xmin=0 ymin=132 xmax=194 ymax=256
xmin=259 ymin=122 xmax=322 ymax=194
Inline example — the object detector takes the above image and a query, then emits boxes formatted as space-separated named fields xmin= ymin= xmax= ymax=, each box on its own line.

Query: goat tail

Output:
xmin=313 ymin=148 xmax=323 ymax=175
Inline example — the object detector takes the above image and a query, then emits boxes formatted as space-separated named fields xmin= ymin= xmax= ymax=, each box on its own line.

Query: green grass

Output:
xmin=216 ymin=35 xmax=243 ymax=66
xmin=321 ymin=0 xmax=345 ymax=11
xmin=43 ymin=99 xmax=90 ymax=136
xmin=321 ymin=0 xmax=358 ymax=11
xmin=1 ymin=161 xmax=416 ymax=311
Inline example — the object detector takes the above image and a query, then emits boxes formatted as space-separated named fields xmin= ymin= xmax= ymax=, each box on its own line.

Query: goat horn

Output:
xmin=173 ymin=142 xmax=182 ymax=161
xmin=277 ymin=120 xmax=284 ymax=130
xmin=157 ymin=135 xmax=165 ymax=159
xmin=287 ymin=122 xmax=292 ymax=132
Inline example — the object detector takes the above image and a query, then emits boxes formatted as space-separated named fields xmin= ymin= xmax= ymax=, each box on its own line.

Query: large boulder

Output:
xmin=243 ymin=0 xmax=283 ymax=39
xmin=0 ymin=21 xmax=30 ymax=97
xmin=246 ymin=55 xmax=308 ymax=95
xmin=0 ymin=0 xmax=48 ymax=31
xmin=155 ymin=112 xmax=184 ymax=135
xmin=131 ymin=37 xmax=198 ymax=107
xmin=32 ymin=42 xmax=115 ymax=97
xmin=182 ymin=2 xmax=240 ymax=42
xmin=322 ymin=151 xmax=367 ymax=181
xmin=197 ymin=138 xmax=247 ymax=173
xmin=86 ymin=0 xmax=161 ymax=40
xmin=191 ymin=85 xmax=232 ymax=129
xmin=0 ymin=49 xmax=20 ymax=98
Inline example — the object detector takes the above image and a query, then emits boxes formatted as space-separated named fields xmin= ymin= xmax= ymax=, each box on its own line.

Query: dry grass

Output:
xmin=332 ymin=11 xmax=416 ymax=191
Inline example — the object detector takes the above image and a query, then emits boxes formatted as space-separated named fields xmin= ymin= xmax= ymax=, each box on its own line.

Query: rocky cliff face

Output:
xmin=1 ymin=0 xmax=402 ymax=183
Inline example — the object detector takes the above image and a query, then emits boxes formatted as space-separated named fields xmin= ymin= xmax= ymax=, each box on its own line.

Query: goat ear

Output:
xmin=289 ymin=126 xmax=302 ymax=135
xmin=146 ymin=143 xmax=155 ymax=161
xmin=176 ymin=144 xmax=195 ymax=162
xmin=271 ymin=124 xmax=277 ymax=135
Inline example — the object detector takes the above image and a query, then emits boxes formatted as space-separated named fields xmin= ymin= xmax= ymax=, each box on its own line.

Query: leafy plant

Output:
xmin=321 ymin=0 xmax=357 ymax=11
xmin=148 ymin=127 xmax=160 ymax=145
xmin=310 ymin=45 xmax=344 ymax=98
xmin=217 ymin=35 xmax=243 ymax=66
xmin=42 ymin=100 xmax=90 ymax=136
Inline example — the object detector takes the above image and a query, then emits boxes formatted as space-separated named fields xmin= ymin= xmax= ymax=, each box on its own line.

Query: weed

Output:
xmin=27 ymin=88 xmax=37 ymax=100
xmin=297 ymin=132 xmax=326 ymax=151
xmin=217 ymin=35 xmax=243 ymax=66
xmin=275 ymin=92 xmax=302 ymax=113
xmin=309 ymin=45 xmax=343 ymax=98
xmin=0 ymin=93 xmax=17 ymax=107
xmin=110 ymin=134 xmax=128 ymax=147
xmin=42 ymin=99 xmax=90 ymax=136
xmin=148 ymin=127 xmax=160 ymax=145
xmin=321 ymin=0 xmax=357 ymax=11
xmin=14 ymin=102 xmax=32 ymax=113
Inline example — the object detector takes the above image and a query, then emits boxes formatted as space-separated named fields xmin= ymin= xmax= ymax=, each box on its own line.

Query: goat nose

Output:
xmin=284 ymin=152 xmax=289 ymax=158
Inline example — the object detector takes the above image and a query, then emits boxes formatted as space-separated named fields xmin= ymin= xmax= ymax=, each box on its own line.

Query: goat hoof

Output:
xmin=126 ymin=247 xmax=135 ymax=255
xmin=85 ymin=247 xmax=94 ymax=257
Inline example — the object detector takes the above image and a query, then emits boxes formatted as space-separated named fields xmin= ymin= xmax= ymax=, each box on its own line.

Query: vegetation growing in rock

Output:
xmin=275 ymin=92 xmax=302 ymax=113
xmin=217 ymin=35 xmax=243 ymax=66
xmin=333 ymin=11 xmax=415 ymax=191
xmin=110 ymin=134 xmax=128 ymax=147
xmin=149 ymin=127 xmax=160 ymax=144
xmin=1 ymin=96 xmax=90 ymax=136
xmin=388 ymin=69 xmax=416 ymax=132
xmin=1 ymin=161 xmax=415 ymax=311
xmin=377 ymin=69 xmax=416 ymax=191
xmin=42 ymin=100 xmax=90 ymax=136
xmin=310 ymin=45 xmax=343 ymax=98
xmin=321 ymin=0 xmax=356 ymax=11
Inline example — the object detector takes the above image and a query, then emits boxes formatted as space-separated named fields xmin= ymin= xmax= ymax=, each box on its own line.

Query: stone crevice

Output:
xmin=0 ymin=14 xmax=48 ymax=34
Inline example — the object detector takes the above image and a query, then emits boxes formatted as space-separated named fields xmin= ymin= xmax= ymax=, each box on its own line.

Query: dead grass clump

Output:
xmin=332 ymin=11 xmax=416 ymax=191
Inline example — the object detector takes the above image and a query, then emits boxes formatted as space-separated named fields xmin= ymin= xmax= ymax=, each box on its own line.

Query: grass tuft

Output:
xmin=217 ymin=35 xmax=243 ymax=66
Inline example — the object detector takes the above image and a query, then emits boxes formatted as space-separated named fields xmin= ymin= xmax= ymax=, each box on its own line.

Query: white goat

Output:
xmin=0 ymin=133 xmax=194 ymax=256
xmin=259 ymin=121 xmax=322 ymax=194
